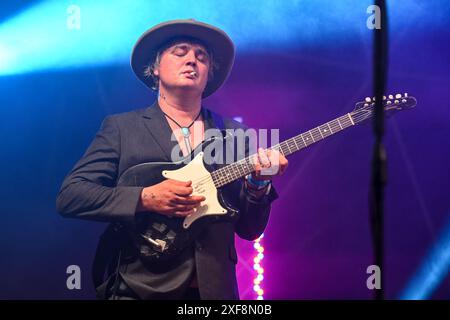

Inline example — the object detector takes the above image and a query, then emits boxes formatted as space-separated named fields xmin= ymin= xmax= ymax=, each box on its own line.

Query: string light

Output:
xmin=253 ymin=233 xmax=265 ymax=300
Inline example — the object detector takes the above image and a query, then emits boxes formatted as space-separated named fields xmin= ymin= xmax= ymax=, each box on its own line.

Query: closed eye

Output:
xmin=171 ymin=45 xmax=209 ymax=63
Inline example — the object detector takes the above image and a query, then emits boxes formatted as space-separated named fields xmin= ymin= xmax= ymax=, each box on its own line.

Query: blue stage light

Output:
xmin=400 ymin=216 xmax=450 ymax=299
xmin=0 ymin=0 xmax=372 ymax=76
xmin=1 ymin=0 xmax=448 ymax=76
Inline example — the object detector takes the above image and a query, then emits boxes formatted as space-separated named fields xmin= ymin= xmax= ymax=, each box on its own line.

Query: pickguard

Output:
xmin=162 ymin=152 xmax=228 ymax=229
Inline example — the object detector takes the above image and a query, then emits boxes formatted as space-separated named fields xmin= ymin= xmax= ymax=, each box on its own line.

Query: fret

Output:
xmin=339 ymin=115 xmax=351 ymax=129
xmin=309 ymin=130 xmax=316 ymax=142
xmin=284 ymin=141 xmax=292 ymax=154
xmin=347 ymin=113 xmax=355 ymax=126
xmin=293 ymin=136 xmax=304 ymax=150
xmin=232 ymin=165 xmax=240 ymax=179
xmin=220 ymin=170 xmax=228 ymax=185
xmin=236 ymin=163 xmax=243 ymax=176
xmin=336 ymin=118 xmax=343 ymax=129
xmin=319 ymin=124 xmax=332 ymax=138
xmin=280 ymin=144 xmax=288 ymax=156
xmin=291 ymin=137 xmax=299 ymax=150
xmin=310 ymin=128 xmax=321 ymax=141
xmin=310 ymin=127 xmax=320 ymax=140
xmin=298 ymin=134 xmax=306 ymax=148
xmin=326 ymin=122 xmax=333 ymax=134
xmin=330 ymin=119 xmax=340 ymax=132
xmin=288 ymin=139 xmax=297 ymax=153
xmin=241 ymin=162 xmax=247 ymax=174
xmin=246 ymin=160 xmax=254 ymax=173
xmin=303 ymin=132 xmax=313 ymax=145
xmin=316 ymin=126 xmax=324 ymax=139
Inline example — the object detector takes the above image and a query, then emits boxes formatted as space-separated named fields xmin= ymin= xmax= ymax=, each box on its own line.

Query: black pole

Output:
xmin=371 ymin=0 xmax=388 ymax=300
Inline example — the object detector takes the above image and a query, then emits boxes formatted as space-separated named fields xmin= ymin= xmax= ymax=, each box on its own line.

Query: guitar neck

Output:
xmin=211 ymin=113 xmax=356 ymax=188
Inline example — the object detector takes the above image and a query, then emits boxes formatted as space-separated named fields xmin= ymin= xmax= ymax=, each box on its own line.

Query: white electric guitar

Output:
xmin=117 ymin=93 xmax=416 ymax=262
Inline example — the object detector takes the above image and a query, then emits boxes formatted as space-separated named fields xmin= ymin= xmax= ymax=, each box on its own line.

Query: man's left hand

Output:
xmin=251 ymin=147 xmax=288 ymax=181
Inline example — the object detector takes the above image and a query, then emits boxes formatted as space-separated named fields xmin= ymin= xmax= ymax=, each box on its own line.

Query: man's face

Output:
xmin=154 ymin=41 xmax=211 ymax=95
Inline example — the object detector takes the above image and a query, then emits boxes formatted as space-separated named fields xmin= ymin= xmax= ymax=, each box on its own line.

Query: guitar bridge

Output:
xmin=141 ymin=234 xmax=167 ymax=252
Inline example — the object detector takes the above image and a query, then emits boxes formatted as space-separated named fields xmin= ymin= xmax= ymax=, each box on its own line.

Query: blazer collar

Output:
xmin=142 ymin=100 xmax=219 ymax=161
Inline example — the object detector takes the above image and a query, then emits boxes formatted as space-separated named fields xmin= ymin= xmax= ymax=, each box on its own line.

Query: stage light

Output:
xmin=400 ymin=217 xmax=450 ymax=299
xmin=0 ymin=0 xmax=382 ymax=76
xmin=253 ymin=233 xmax=265 ymax=300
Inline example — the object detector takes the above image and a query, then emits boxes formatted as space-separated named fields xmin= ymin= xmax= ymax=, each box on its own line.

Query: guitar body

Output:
xmin=117 ymin=140 xmax=240 ymax=263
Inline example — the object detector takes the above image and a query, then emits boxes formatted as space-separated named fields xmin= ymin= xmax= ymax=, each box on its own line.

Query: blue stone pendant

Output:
xmin=181 ymin=127 xmax=190 ymax=137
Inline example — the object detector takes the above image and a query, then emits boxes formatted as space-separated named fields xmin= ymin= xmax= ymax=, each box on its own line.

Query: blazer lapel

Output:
xmin=142 ymin=101 xmax=180 ymax=161
xmin=142 ymin=102 xmax=224 ymax=162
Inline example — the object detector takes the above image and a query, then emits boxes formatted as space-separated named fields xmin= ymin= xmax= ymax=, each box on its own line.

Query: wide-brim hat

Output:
xmin=131 ymin=19 xmax=235 ymax=98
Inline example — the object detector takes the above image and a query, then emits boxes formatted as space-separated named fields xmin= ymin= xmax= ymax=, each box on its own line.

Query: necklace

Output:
xmin=159 ymin=93 xmax=203 ymax=154
xmin=162 ymin=110 xmax=202 ymax=138
xmin=161 ymin=109 xmax=202 ymax=154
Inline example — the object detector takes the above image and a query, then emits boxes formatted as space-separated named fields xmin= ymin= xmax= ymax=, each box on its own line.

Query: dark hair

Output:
xmin=143 ymin=36 xmax=218 ymax=91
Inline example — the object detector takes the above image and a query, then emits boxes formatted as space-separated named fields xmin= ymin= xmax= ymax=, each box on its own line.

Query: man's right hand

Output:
xmin=136 ymin=179 xmax=205 ymax=217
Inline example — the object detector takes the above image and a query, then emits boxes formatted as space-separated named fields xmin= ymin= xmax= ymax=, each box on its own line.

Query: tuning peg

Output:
xmin=395 ymin=94 xmax=402 ymax=99
xmin=365 ymin=97 xmax=372 ymax=102
xmin=388 ymin=94 xmax=394 ymax=99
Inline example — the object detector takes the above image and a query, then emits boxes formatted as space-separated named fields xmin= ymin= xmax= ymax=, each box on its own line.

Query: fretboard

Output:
xmin=211 ymin=113 xmax=355 ymax=188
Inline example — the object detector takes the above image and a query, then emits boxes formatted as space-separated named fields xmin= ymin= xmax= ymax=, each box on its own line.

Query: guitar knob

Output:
xmin=394 ymin=100 xmax=399 ymax=104
xmin=402 ymin=99 xmax=407 ymax=103
xmin=383 ymin=96 xmax=387 ymax=100
xmin=395 ymin=94 xmax=402 ymax=99
xmin=388 ymin=94 xmax=394 ymax=99
xmin=386 ymin=101 xmax=392 ymax=105
xmin=365 ymin=97 xmax=372 ymax=102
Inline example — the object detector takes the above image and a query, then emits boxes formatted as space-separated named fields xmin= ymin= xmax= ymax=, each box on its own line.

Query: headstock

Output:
xmin=350 ymin=93 xmax=417 ymax=124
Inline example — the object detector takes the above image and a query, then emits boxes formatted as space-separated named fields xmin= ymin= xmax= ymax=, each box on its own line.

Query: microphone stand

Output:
xmin=370 ymin=0 xmax=388 ymax=300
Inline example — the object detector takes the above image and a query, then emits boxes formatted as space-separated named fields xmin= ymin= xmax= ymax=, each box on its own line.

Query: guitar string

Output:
xmin=180 ymin=101 xmax=409 ymax=187
xmin=184 ymin=111 xmax=375 ymax=187
xmin=189 ymin=123 xmax=347 ymax=186
xmin=185 ymin=152 xmax=264 ymax=187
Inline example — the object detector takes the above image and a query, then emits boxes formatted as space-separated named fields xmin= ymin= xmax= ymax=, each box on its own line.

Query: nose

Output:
xmin=185 ymin=50 xmax=197 ymax=66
